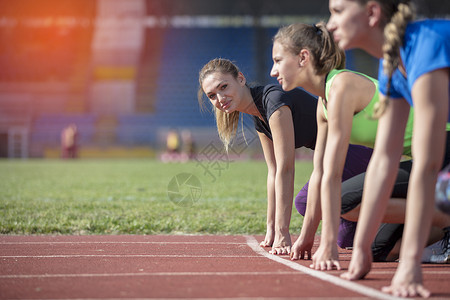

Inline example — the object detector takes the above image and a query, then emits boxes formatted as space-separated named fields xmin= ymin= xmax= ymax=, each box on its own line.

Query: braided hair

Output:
xmin=359 ymin=0 xmax=416 ymax=118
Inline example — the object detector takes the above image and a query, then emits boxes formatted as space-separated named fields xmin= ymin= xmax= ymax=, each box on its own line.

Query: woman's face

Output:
xmin=201 ymin=71 xmax=246 ymax=114
xmin=271 ymin=41 xmax=301 ymax=91
xmin=327 ymin=0 xmax=370 ymax=50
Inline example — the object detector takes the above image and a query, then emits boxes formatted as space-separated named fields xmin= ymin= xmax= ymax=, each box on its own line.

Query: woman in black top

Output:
xmin=198 ymin=58 xmax=373 ymax=254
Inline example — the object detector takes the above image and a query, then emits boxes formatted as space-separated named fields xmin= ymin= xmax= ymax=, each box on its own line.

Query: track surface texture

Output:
xmin=1 ymin=235 xmax=449 ymax=299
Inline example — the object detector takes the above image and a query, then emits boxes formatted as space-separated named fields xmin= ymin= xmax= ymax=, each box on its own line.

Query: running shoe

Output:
xmin=423 ymin=227 xmax=450 ymax=264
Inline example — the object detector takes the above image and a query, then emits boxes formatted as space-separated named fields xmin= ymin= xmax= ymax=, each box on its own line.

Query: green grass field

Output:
xmin=0 ymin=159 xmax=313 ymax=235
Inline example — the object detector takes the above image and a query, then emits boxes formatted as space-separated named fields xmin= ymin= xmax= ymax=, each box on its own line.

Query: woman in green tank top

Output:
xmin=325 ymin=69 xmax=415 ymax=154
xmin=269 ymin=22 xmax=419 ymax=270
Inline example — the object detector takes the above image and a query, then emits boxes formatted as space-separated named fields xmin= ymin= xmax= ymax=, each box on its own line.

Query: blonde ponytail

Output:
xmin=373 ymin=1 xmax=415 ymax=118
xmin=215 ymin=108 xmax=240 ymax=152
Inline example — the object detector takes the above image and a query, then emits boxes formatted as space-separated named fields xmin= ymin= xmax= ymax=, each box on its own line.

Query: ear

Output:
xmin=298 ymin=49 xmax=310 ymax=67
xmin=366 ymin=1 xmax=383 ymax=28
xmin=237 ymin=72 xmax=246 ymax=86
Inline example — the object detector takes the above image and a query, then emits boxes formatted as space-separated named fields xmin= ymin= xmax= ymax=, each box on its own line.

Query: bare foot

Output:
xmin=260 ymin=228 xmax=274 ymax=247
xmin=381 ymin=260 xmax=431 ymax=298
xmin=269 ymin=230 xmax=291 ymax=255
xmin=340 ymin=247 xmax=372 ymax=280
xmin=290 ymin=235 xmax=313 ymax=260
xmin=309 ymin=243 xmax=341 ymax=270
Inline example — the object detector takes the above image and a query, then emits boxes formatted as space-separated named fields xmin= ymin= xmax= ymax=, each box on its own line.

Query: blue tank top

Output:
xmin=378 ymin=19 xmax=450 ymax=108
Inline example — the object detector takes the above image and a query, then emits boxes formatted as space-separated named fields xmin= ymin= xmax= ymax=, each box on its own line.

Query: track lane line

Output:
xmin=245 ymin=235 xmax=403 ymax=300
xmin=0 ymin=241 xmax=246 ymax=245
xmin=0 ymin=254 xmax=261 ymax=258
xmin=0 ymin=271 xmax=302 ymax=279
xmin=14 ymin=298 xmax=372 ymax=300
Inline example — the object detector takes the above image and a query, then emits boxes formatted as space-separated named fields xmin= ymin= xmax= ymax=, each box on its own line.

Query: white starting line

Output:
xmin=244 ymin=235 xmax=403 ymax=300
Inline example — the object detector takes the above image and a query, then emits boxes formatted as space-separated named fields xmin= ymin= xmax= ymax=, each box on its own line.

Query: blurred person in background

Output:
xmin=166 ymin=128 xmax=181 ymax=154
xmin=181 ymin=129 xmax=196 ymax=161
xmin=61 ymin=123 xmax=78 ymax=159
xmin=161 ymin=128 xmax=182 ymax=162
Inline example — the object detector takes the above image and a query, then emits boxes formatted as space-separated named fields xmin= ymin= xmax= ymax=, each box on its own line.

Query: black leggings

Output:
xmin=342 ymin=131 xmax=450 ymax=261
xmin=340 ymin=160 xmax=411 ymax=261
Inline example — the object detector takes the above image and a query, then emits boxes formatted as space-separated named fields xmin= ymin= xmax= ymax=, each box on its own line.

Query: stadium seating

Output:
xmin=24 ymin=27 xmax=280 ymax=154
xmin=25 ymin=26 xmax=376 ymax=155
xmin=113 ymin=27 xmax=260 ymax=147
xmin=153 ymin=27 xmax=257 ymax=126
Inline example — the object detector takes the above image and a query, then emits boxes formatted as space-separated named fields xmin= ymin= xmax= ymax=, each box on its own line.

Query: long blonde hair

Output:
xmin=198 ymin=58 xmax=242 ymax=152
xmin=273 ymin=22 xmax=346 ymax=75
xmin=352 ymin=0 xmax=415 ymax=118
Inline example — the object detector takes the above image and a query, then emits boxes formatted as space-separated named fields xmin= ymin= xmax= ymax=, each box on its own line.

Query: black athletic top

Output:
xmin=251 ymin=84 xmax=318 ymax=150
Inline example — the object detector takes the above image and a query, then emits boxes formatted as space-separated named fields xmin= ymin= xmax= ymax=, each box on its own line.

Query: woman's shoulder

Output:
xmin=261 ymin=84 xmax=285 ymax=97
xmin=329 ymin=68 xmax=377 ymax=82
xmin=254 ymin=84 xmax=283 ymax=106
xmin=404 ymin=19 xmax=450 ymax=48
xmin=258 ymin=84 xmax=317 ymax=117
xmin=402 ymin=19 xmax=450 ymax=88
xmin=406 ymin=19 xmax=450 ymax=35
xmin=327 ymin=69 xmax=377 ymax=94
xmin=261 ymin=84 xmax=316 ymax=103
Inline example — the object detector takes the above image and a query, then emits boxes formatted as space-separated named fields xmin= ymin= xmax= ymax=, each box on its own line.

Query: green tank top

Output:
xmin=323 ymin=69 xmax=414 ymax=157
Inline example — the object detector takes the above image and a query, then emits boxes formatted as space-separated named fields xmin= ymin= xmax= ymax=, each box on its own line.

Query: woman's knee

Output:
xmin=294 ymin=195 xmax=307 ymax=216
xmin=342 ymin=206 xmax=360 ymax=222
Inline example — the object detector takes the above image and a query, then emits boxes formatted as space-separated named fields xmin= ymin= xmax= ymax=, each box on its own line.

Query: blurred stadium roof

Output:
xmin=0 ymin=0 xmax=448 ymax=17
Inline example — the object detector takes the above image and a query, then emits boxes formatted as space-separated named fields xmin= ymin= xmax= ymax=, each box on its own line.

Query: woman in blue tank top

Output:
xmin=328 ymin=0 xmax=450 ymax=297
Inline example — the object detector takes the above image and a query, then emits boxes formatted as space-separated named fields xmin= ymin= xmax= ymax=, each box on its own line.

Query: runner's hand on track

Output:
xmin=310 ymin=243 xmax=341 ymax=270
xmin=269 ymin=230 xmax=292 ymax=255
xmin=260 ymin=227 xmax=274 ymax=247
xmin=270 ymin=244 xmax=291 ymax=255
xmin=290 ymin=235 xmax=313 ymax=260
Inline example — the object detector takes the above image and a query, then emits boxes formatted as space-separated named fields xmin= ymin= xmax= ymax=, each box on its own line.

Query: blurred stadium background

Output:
xmin=0 ymin=0 xmax=448 ymax=159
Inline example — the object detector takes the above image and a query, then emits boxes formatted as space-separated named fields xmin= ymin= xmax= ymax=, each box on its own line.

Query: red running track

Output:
xmin=0 ymin=234 xmax=449 ymax=299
